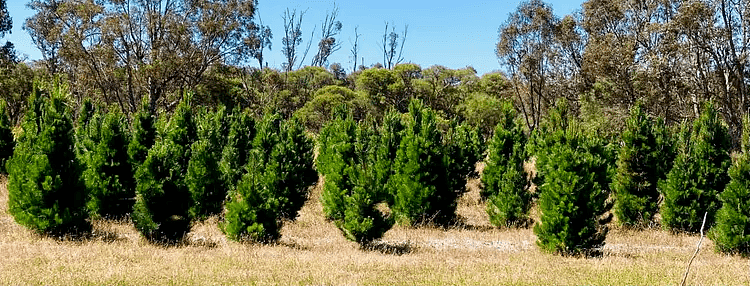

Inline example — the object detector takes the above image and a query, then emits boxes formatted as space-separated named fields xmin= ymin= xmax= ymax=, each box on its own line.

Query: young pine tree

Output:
xmin=7 ymin=83 xmax=90 ymax=235
xmin=132 ymin=96 xmax=197 ymax=242
xmin=390 ymin=99 xmax=454 ymax=226
xmin=223 ymin=150 xmax=283 ymax=242
xmin=712 ymin=115 xmax=750 ymax=255
xmin=186 ymin=106 xmax=229 ymax=219
xmin=661 ymin=101 xmax=731 ymax=233
xmin=611 ymin=102 xmax=662 ymax=227
xmin=127 ymin=97 xmax=157 ymax=171
xmin=222 ymin=113 xmax=316 ymax=242
xmin=532 ymin=100 xmax=612 ymax=255
xmin=219 ymin=106 xmax=255 ymax=194
xmin=481 ymin=100 xmax=529 ymax=227
xmin=444 ymin=120 xmax=484 ymax=197
xmin=317 ymin=111 xmax=393 ymax=245
xmin=81 ymin=107 xmax=135 ymax=218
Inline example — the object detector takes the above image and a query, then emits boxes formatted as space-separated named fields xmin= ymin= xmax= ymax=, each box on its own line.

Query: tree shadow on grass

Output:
xmin=363 ymin=240 xmax=414 ymax=256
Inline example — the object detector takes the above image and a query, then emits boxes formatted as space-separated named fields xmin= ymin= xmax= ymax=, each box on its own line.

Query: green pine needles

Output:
xmin=611 ymin=102 xmax=670 ymax=227
xmin=711 ymin=115 xmax=750 ymax=255
xmin=186 ymin=106 xmax=230 ymax=219
xmin=318 ymin=109 xmax=394 ymax=245
xmin=660 ymin=101 xmax=731 ymax=233
xmin=7 ymin=82 xmax=90 ymax=236
xmin=481 ymin=100 xmax=529 ymax=228
xmin=79 ymin=104 xmax=135 ymax=219
xmin=390 ymin=99 xmax=454 ymax=225
xmin=132 ymin=95 xmax=197 ymax=242
xmin=222 ymin=113 xmax=317 ymax=242
xmin=532 ymin=99 xmax=612 ymax=256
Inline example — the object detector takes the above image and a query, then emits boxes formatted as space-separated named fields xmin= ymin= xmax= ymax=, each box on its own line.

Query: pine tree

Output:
xmin=81 ymin=106 xmax=134 ymax=218
xmin=372 ymin=110 xmax=405 ymax=205
xmin=661 ymin=101 xmax=731 ymax=233
xmin=444 ymin=120 xmax=484 ymax=196
xmin=127 ymin=97 xmax=156 ymax=170
xmin=390 ymin=99 xmax=454 ymax=226
xmin=7 ymin=82 xmax=90 ymax=235
xmin=222 ymin=113 xmax=316 ymax=242
xmin=132 ymin=95 xmax=197 ymax=242
xmin=611 ymin=102 xmax=662 ymax=227
xmin=223 ymin=150 xmax=282 ymax=242
xmin=317 ymin=111 xmax=393 ymax=245
xmin=186 ymin=106 xmax=229 ymax=219
xmin=712 ymin=115 xmax=750 ymax=255
xmin=219 ymin=106 xmax=255 ymax=194
xmin=482 ymin=100 xmax=529 ymax=227
xmin=532 ymin=99 xmax=612 ymax=255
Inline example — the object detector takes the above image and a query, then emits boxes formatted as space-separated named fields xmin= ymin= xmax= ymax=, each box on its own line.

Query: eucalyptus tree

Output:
xmin=496 ymin=0 xmax=562 ymax=131
xmin=24 ymin=0 xmax=260 ymax=113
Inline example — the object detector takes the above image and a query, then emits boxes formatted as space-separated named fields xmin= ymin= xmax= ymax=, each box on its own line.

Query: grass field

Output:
xmin=1 ymin=176 xmax=748 ymax=285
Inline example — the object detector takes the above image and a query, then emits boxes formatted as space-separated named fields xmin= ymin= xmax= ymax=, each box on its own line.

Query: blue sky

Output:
xmin=5 ymin=0 xmax=583 ymax=75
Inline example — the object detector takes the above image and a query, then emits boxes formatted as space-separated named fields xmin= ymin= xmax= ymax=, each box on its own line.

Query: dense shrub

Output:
xmin=481 ymin=101 xmax=529 ymax=227
xmin=390 ymin=99 xmax=455 ymax=225
xmin=186 ymin=106 xmax=229 ymax=219
xmin=660 ymin=101 xmax=731 ymax=233
xmin=532 ymin=100 xmax=612 ymax=255
xmin=80 ymin=106 xmax=135 ymax=218
xmin=132 ymin=96 xmax=197 ymax=242
xmin=611 ymin=102 xmax=664 ymax=227
xmin=127 ymin=98 xmax=157 ymax=170
xmin=712 ymin=116 xmax=750 ymax=255
xmin=295 ymin=85 xmax=373 ymax=131
xmin=223 ymin=150 xmax=283 ymax=242
xmin=318 ymin=111 xmax=393 ymax=245
xmin=7 ymin=83 xmax=90 ymax=235
xmin=219 ymin=107 xmax=256 ymax=193
xmin=222 ymin=113 xmax=317 ymax=242
xmin=444 ymin=121 xmax=484 ymax=192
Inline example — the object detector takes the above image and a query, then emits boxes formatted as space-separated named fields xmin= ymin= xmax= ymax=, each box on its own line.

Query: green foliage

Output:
xmin=222 ymin=150 xmax=282 ymax=242
xmin=444 ymin=120 xmax=484 ymax=192
xmin=132 ymin=96 xmax=197 ymax=242
xmin=219 ymin=107 xmax=256 ymax=194
xmin=611 ymin=102 xmax=664 ymax=227
xmin=7 ymin=83 xmax=90 ymax=235
xmin=712 ymin=116 xmax=750 ymax=255
xmin=356 ymin=68 xmax=410 ymax=113
xmin=127 ymin=97 xmax=156 ymax=169
xmin=458 ymin=92 xmax=508 ymax=137
xmin=317 ymin=110 xmax=393 ymax=245
xmin=481 ymin=101 xmax=529 ymax=227
xmin=186 ymin=106 xmax=229 ymax=219
xmin=222 ymin=113 xmax=316 ymax=242
xmin=532 ymin=100 xmax=612 ymax=255
xmin=80 ymin=106 xmax=134 ymax=218
xmin=372 ymin=110 xmax=405 ymax=205
xmin=253 ymin=113 xmax=317 ymax=220
xmin=295 ymin=85 xmax=373 ymax=131
xmin=390 ymin=99 xmax=455 ymax=225
xmin=0 ymin=99 xmax=15 ymax=171
xmin=660 ymin=101 xmax=731 ymax=233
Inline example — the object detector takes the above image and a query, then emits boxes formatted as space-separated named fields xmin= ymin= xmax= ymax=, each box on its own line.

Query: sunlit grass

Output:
xmin=0 ymin=176 xmax=747 ymax=285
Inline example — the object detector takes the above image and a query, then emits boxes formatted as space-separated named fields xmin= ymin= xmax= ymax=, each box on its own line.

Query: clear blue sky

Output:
xmin=5 ymin=0 xmax=583 ymax=75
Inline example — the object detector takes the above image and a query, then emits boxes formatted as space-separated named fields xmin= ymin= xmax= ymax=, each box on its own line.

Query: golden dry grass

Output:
xmin=0 ymin=176 xmax=748 ymax=285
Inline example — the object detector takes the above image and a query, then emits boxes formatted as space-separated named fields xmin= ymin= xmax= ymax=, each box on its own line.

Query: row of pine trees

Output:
xmin=4 ymin=81 xmax=750 ymax=256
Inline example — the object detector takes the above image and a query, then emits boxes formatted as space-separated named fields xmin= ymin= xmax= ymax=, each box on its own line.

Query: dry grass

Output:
xmin=1 ymin=176 xmax=748 ymax=285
